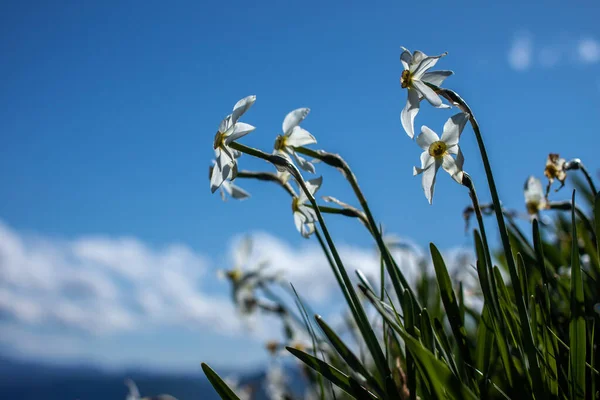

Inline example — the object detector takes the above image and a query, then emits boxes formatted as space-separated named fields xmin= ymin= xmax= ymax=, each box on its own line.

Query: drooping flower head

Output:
xmin=413 ymin=113 xmax=469 ymax=204
xmin=544 ymin=153 xmax=567 ymax=195
xmin=211 ymin=95 xmax=256 ymax=193
xmin=273 ymin=108 xmax=317 ymax=173
xmin=400 ymin=47 xmax=453 ymax=139
xmin=291 ymin=177 xmax=322 ymax=237
xmin=524 ymin=176 xmax=548 ymax=217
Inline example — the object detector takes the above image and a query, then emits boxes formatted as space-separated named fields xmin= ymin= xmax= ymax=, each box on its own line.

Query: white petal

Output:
xmin=413 ymin=152 xmax=435 ymax=176
xmin=524 ymin=176 xmax=545 ymax=203
xmin=299 ymin=205 xmax=317 ymax=225
xmin=293 ymin=211 xmax=305 ymax=234
xmin=412 ymin=53 xmax=447 ymax=79
xmin=401 ymin=88 xmax=420 ymax=139
xmin=210 ymin=162 xmax=227 ymax=193
xmin=283 ymin=108 xmax=310 ymax=135
xmin=306 ymin=176 xmax=323 ymax=196
xmin=301 ymin=221 xmax=315 ymax=238
xmin=125 ymin=379 xmax=141 ymax=399
xmin=441 ymin=112 xmax=469 ymax=146
xmin=225 ymin=122 xmax=255 ymax=144
xmin=421 ymin=159 xmax=442 ymax=204
xmin=286 ymin=126 xmax=317 ymax=147
xmin=218 ymin=115 xmax=233 ymax=133
xmin=292 ymin=152 xmax=316 ymax=174
xmin=220 ymin=184 xmax=228 ymax=201
xmin=421 ymin=70 xmax=453 ymax=87
xmin=412 ymin=80 xmax=443 ymax=107
xmin=419 ymin=151 xmax=435 ymax=170
xmin=410 ymin=51 xmax=428 ymax=71
xmin=231 ymin=95 xmax=256 ymax=123
xmin=416 ymin=126 xmax=440 ymax=149
xmin=456 ymin=147 xmax=465 ymax=171
xmin=229 ymin=182 xmax=250 ymax=200
xmin=216 ymin=146 xmax=234 ymax=170
xmin=400 ymin=48 xmax=412 ymax=70
xmin=442 ymin=154 xmax=463 ymax=184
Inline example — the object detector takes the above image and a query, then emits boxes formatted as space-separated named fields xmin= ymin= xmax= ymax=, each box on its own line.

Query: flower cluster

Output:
xmin=399 ymin=47 xmax=469 ymax=204
xmin=208 ymin=95 xmax=325 ymax=238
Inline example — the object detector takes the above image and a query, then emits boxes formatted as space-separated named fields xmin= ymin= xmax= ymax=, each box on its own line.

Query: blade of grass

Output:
xmin=201 ymin=363 xmax=242 ymax=400
xmin=286 ymin=347 xmax=379 ymax=400
xmin=430 ymin=243 xmax=474 ymax=380
xmin=569 ymin=190 xmax=586 ymax=400
xmin=315 ymin=315 xmax=385 ymax=398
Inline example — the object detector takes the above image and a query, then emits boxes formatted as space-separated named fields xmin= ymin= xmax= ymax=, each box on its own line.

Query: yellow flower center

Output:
xmin=274 ymin=135 xmax=286 ymax=151
xmin=291 ymin=197 xmax=300 ymax=213
xmin=226 ymin=268 xmax=242 ymax=282
xmin=526 ymin=201 xmax=539 ymax=215
xmin=213 ymin=131 xmax=226 ymax=149
xmin=428 ymin=141 xmax=447 ymax=158
xmin=400 ymin=69 xmax=412 ymax=89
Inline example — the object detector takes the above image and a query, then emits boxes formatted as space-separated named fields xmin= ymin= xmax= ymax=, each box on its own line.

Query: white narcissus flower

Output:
xmin=217 ymin=236 xmax=280 ymax=315
xmin=413 ymin=113 xmax=469 ymax=204
xmin=400 ymin=47 xmax=453 ymax=139
xmin=211 ymin=95 xmax=256 ymax=193
xmin=524 ymin=176 xmax=548 ymax=217
xmin=291 ymin=177 xmax=322 ymax=238
xmin=274 ymin=108 xmax=317 ymax=173
xmin=209 ymin=160 xmax=250 ymax=201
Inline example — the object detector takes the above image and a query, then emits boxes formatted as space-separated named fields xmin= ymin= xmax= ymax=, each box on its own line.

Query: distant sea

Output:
xmin=0 ymin=355 xmax=285 ymax=400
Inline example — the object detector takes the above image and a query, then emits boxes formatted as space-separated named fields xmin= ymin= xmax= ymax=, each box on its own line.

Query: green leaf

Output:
xmin=569 ymin=190 xmax=586 ymax=400
xmin=430 ymin=243 xmax=473 ymax=379
xmin=399 ymin=321 xmax=478 ymax=400
xmin=286 ymin=347 xmax=379 ymax=400
xmin=516 ymin=254 xmax=529 ymax=310
xmin=402 ymin=290 xmax=417 ymax=400
xmin=201 ymin=363 xmax=242 ymax=400
xmin=475 ymin=305 xmax=495 ymax=397
xmin=315 ymin=315 xmax=385 ymax=398
xmin=419 ymin=309 xmax=435 ymax=355
xmin=433 ymin=317 xmax=461 ymax=378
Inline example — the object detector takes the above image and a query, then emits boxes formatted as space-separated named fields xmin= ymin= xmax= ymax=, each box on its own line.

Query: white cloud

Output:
xmin=508 ymin=33 xmax=533 ymax=71
xmin=507 ymin=33 xmax=600 ymax=70
xmin=577 ymin=38 xmax=600 ymax=64
xmin=0 ymin=220 xmax=475 ymax=367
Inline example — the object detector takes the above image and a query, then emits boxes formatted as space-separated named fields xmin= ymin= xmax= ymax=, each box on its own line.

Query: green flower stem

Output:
xmin=294 ymin=170 xmax=393 ymax=391
xmin=235 ymin=169 xmax=367 ymax=222
xmin=461 ymin=174 xmax=500 ymax=311
xmin=295 ymin=146 xmax=419 ymax=308
xmin=236 ymin=170 xmax=296 ymax=197
xmin=230 ymin=141 xmax=393 ymax=392
xmin=435 ymin=86 xmax=544 ymax=399
xmin=575 ymin=161 xmax=597 ymax=195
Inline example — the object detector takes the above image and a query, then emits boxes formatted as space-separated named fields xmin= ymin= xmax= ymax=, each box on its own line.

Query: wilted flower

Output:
xmin=524 ymin=176 xmax=548 ymax=217
xmin=400 ymin=47 xmax=453 ymax=139
xmin=544 ymin=153 xmax=567 ymax=194
xmin=211 ymin=95 xmax=256 ymax=193
xmin=209 ymin=160 xmax=250 ymax=201
xmin=291 ymin=177 xmax=322 ymax=237
xmin=274 ymin=108 xmax=317 ymax=173
xmin=413 ymin=113 xmax=468 ymax=204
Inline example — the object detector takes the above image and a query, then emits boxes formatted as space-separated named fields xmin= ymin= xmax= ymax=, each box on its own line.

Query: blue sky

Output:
xmin=0 ymin=0 xmax=599 ymax=372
